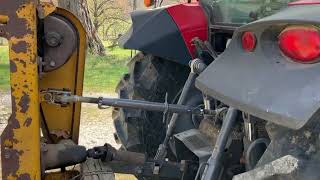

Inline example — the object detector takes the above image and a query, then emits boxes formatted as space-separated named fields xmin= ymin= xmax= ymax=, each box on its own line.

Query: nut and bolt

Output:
xmin=49 ymin=60 xmax=56 ymax=67
xmin=45 ymin=31 xmax=62 ymax=47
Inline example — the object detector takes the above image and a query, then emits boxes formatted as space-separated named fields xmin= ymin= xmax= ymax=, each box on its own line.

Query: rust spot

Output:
xmin=19 ymin=59 xmax=26 ymax=68
xmin=18 ymin=92 xmax=30 ymax=113
xmin=10 ymin=117 xmax=20 ymax=130
xmin=17 ymin=173 xmax=31 ymax=180
xmin=23 ymin=84 xmax=28 ymax=88
xmin=1 ymin=148 xmax=20 ymax=178
xmin=10 ymin=60 xmax=17 ymax=72
xmin=2 ymin=117 xmax=19 ymax=144
xmin=11 ymin=41 xmax=27 ymax=53
xmin=1 ymin=0 xmax=40 ymax=178
xmin=23 ymin=118 xmax=32 ymax=127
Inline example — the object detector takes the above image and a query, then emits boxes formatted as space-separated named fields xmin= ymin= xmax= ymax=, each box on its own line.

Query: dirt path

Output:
xmin=79 ymin=92 xmax=120 ymax=149
xmin=0 ymin=91 xmax=121 ymax=178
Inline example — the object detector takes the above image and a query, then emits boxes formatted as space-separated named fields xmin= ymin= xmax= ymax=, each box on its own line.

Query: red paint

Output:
xmin=289 ymin=0 xmax=320 ymax=6
xmin=242 ymin=32 xmax=256 ymax=52
xmin=166 ymin=3 xmax=208 ymax=58
xmin=279 ymin=26 xmax=320 ymax=63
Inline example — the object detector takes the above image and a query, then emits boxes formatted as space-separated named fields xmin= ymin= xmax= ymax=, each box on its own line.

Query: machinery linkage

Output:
xmin=86 ymin=143 xmax=191 ymax=180
xmin=40 ymin=58 xmax=230 ymax=179
xmin=41 ymin=89 xmax=217 ymax=116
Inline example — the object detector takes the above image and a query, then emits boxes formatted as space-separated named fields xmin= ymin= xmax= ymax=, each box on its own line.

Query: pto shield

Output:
xmin=196 ymin=5 xmax=320 ymax=130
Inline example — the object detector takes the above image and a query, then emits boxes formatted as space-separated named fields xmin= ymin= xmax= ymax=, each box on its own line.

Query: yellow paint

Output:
xmin=7 ymin=1 xmax=41 ymax=179
xmin=0 ymin=15 xmax=9 ymax=24
xmin=39 ymin=2 xmax=56 ymax=18
xmin=2 ymin=1 xmax=87 ymax=178
xmin=39 ymin=7 xmax=87 ymax=144
xmin=44 ymin=171 xmax=79 ymax=180
xmin=56 ymin=8 xmax=87 ymax=143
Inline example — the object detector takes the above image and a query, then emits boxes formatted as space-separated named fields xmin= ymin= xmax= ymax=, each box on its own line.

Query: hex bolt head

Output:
xmin=45 ymin=31 xmax=62 ymax=47
xmin=44 ymin=94 xmax=52 ymax=101
xmin=49 ymin=60 xmax=56 ymax=67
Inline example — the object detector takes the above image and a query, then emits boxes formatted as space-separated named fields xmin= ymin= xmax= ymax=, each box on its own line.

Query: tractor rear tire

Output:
xmin=112 ymin=53 xmax=190 ymax=157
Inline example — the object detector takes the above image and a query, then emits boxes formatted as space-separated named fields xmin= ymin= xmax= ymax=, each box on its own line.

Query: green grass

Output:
xmin=84 ymin=47 xmax=131 ymax=93
xmin=0 ymin=45 xmax=9 ymax=92
xmin=0 ymin=45 xmax=132 ymax=93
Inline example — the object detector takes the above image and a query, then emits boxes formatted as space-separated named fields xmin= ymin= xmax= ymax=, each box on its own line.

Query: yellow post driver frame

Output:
xmin=0 ymin=0 xmax=86 ymax=179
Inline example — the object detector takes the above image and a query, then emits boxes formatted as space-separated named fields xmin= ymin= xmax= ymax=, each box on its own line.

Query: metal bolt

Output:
xmin=45 ymin=31 xmax=62 ymax=47
xmin=49 ymin=60 xmax=56 ymax=67
xmin=44 ymin=94 xmax=52 ymax=101
xmin=136 ymin=168 xmax=142 ymax=174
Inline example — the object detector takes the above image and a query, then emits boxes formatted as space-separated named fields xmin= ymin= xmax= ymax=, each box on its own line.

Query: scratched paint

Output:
xmin=0 ymin=0 xmax=41 ymax=179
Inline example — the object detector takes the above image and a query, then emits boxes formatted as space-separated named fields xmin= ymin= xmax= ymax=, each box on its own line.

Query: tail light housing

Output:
xmin=279 ymin=26 xmax=320 ymax=63
xmin=144 ymin=0 xmax=154 ymax=7
xmin=242 ymin=31 xmax=257 ymax=52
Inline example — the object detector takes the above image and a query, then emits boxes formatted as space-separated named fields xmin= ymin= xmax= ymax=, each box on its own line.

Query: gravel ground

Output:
xmin=0 ymin=91 xmax=123 ymax=178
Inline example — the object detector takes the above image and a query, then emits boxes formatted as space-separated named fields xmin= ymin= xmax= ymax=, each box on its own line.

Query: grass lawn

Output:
xmin=0 ymin=45 xmax=132 ymax=93
xmin=84 ymin=47 xmax=131 ymax=93
xmin=0 ymin=46 xmax=9 ymax=92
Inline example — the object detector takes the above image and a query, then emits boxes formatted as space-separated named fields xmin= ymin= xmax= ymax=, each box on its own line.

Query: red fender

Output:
xmin=166 ymin=3 xmax=209 ymax=58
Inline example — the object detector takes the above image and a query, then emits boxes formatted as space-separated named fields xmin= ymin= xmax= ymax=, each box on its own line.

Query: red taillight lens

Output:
xmin=289 ymin=0 xmax=320 ymax=6
xmin=279 ymin=26 xmax=320 ymax=63
xmin=242 ymin=32 xmax=256 ymax=52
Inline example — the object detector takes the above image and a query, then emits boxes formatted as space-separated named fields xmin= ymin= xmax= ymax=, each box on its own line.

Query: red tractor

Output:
xmin=3 ymin=0 xmax=320 ymax=179
xmin=113 ymin=0 xmax=287 ymax=160
xmin=113 ymin=0 xmax=209 ymax=158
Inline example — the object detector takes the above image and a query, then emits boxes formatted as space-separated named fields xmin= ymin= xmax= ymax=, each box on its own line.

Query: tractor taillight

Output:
xmin=242 ymin=32 xmax=256 ymax=52
xmin=279 ymin=26 xmax=320 ymax=63
xmin=289 ymin=0 xmax=320 ymax=6
xmin=144 ymin=0 xmax=154 ymax=7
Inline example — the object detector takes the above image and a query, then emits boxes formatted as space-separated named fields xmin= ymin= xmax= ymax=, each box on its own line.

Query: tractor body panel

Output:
xmin=196 ymin=4 xmax=320 ymax=130
xmin=119 ymin=3 xmax=208 ymax=64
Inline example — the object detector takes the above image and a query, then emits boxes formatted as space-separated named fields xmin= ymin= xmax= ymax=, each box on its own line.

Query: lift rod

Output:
xmin=42 ymin=90 xmax=216 ymax=116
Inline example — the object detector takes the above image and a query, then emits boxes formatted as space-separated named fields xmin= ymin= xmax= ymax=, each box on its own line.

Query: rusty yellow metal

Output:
xmin=39 ymin=7 xmax=87 ymax=143
xmin=37 ymin=2 xmax=56 ymax=19
xmin=0 ymin=15 xmax=9 ymax=24
xmin=44 ymin=171 xmax=79 ymax=180
xmin=59 ymin=7 xmax=87 ymax=143
xmin=0 ymin=0 xmax=41 ymax=179
xmin=1 ymin=0 xmax=87 ymax=178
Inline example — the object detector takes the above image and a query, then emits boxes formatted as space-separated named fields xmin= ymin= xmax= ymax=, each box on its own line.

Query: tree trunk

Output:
xmin=56 ymin=0 xmax=106 ymax=56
